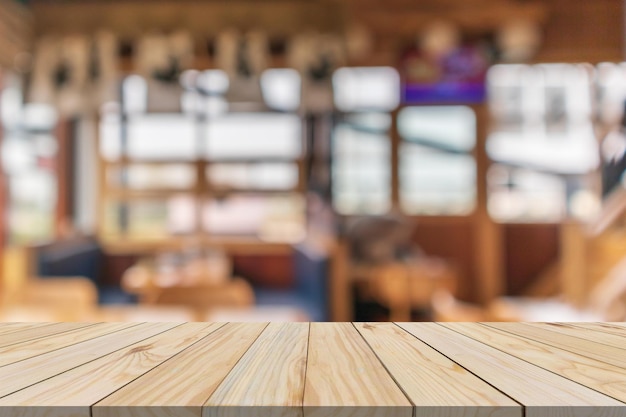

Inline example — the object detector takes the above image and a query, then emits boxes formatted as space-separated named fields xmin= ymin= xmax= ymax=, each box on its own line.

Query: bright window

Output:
xmin=99 ymin=73 xmax=305 ymax=242
xmin=486 ymin=63 xmax=599 ymax=222
xmin=398 ymin=106 xmax=477 ymax=215
xmin=0 ymin=77 xmax=58 ymax=244
xmin=332 ymin=113 xmax=391 ymax=215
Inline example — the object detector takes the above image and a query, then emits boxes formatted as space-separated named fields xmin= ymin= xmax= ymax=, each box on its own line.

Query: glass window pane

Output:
xmin=486 ymin=124 xmax=599 ymax=175
xmin=333 ymin=67 xmax=400 ymax=112
xmin=261 ymin=69 xmax=301 ymax=111
xmin=207 ymin=163 xmax=299 ymax=190
xmin=1 ymin=134 xmax=37 ymax=174
xmin=344 ymin=113 xmax=392 ymax=132
xmin=398 ymin=106 xmax=476 ymax=152
xmin=398 ymin=106 xmax=477 ymax=215
xmin=23 ymin=104 xmax=58 ymax=131
xmin=99 ymin=113 xmax=121 ymax=161
xmin=488 ymin=165 xmax=566 ymax=222
xmin=103 ymin=195 xmax=197 ymax=239
xmin=1 ymin=86 xmax=23 ymax=130
xmin=202 ymin=194 xmax=305 ymax=242
xmin=400 ymin=145 xmax=476 ymax=215
xmin=204 ymin=113 xmax=301 ymax=160
xmin=197 ymin=70 xmax=230 ymax=96
xmin=122 ymin=75 xmax=148 ymax=114
xmin=597 ymin=62 xmax=626 ymax=125
xmin=108 ymin=164 xmax=197 ymax=190
xmin=8 ymin=171 xmax=57 ymax=243
xmin=127 ymin=114 xmax=197 ymax=160
xmin=332 ymin=118 xmax=391 ymax=215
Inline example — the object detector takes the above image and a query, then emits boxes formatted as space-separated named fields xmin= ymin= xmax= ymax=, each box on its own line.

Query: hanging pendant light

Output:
xmin=216 ymin=28 xmax=268 ymax=110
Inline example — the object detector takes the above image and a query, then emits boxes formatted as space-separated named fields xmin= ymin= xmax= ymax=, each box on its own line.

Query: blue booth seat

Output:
xmin=34 ymin=237 xmax=137 ymax=305
xmin=253 ymin=241 xmax=329 ymax=322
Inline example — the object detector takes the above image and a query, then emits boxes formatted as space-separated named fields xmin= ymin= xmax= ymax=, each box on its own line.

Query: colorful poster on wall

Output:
xmin=400 ymin=45 xmax=490 ymax=104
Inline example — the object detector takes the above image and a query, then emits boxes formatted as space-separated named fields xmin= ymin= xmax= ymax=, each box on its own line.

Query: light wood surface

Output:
xmin=0 ymin=322 xmax=50 ymax=336
xmin=94 ymin=322 xmax=268 ymax=417
xmin=304 ymin=323 xmax=412 ymax=417
xmin=486 ymin=322 xmax=626 ymax=369
xmin=442 ymin=322 xmax=626 ymax=403
xmin=0 ymin=322 xmax=95 ymax=348
xmin=0 ymin=323 xmax=625 ymax=417
xmin=204 ymin=322 xmax=309 ymax=417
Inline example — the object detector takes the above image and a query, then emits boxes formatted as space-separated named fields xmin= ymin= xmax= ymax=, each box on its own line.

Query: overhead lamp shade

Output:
xmin=89 ymin=31 xmax=119 ymax=108
xmin=344 ymin=24 xmax=373 ymax=61
xmin=29 ymin=36 xmax=58 ymax=106
xmin=419 ymin=21 xmax=460 ymax=58
xmin=288 ymin=32 xmax=344 ymax=113
xmin=135 ymin=31 xmax=194 ymax=113
xmin=216 ymin=29 xmax=267 ymax=107
xmin=497 ymin=20 xmax=542 ymax=62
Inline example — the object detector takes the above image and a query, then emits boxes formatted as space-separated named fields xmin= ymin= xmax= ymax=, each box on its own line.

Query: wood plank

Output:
xmin=525 ymin=323 xmax=626 ymax=350
xmin=0 ymin=323 xmax=225 ymax=417
xmin=0 ymin=323 xmax=50 ymax=336
xmin=398 ymin=323 xmax=626 ymax=417
xmin=0 ymin=322 xmax=94 ymax=348
xmin=486 ymin=322 xmax=626 ymax=369
xmin=569 ymin=322 xmax=626 ymax=337
xmin=204 ymin=322 xmax=309 ymax=417
xmin=93 ymin=322 xmax=268 ymax=417
xmin=0 ymin=322 xmax=135 ymax=367
xmin=353 ymin=322 xmax=520 ymax=417
xmin=303 ymin=322 xmax=412 ymax=417
xmin=0 ymin=322 xmax=177 ymax=399
xmin=442 ymin=322 xmax=626 ymax=403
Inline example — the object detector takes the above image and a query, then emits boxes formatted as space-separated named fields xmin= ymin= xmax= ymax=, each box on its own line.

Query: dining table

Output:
xmin=0 ymin=322 xmax=625 ymax=417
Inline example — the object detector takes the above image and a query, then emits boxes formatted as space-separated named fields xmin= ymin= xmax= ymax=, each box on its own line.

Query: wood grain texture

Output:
xmin=204 ymin=322 xmax=309 ymax=417
xmin=303 ymin=322 xmax=412 ymax=417
xmin=0 ymin=323 xmax=624 ymax=417
xmin=0 ymin=322 xmax=176 ymax=399
xmin=486 ymin=322 xmax=626 ymax=369
xmin=443 ymin=323 xmax=626 ymax=403
xmin=398 ymin=323 xmax=626 ymax=417
xmin=93 ymin=322 xmax=268 ymax=417
xmin=0 ymin=322 xmax=135 ymax=367
xmin=0 ymin=323 xmax=224 ymax=417
xmin=0 ymin=322 xmax=93 ymax=348
xmin=353 ymin=322 xmax=520 ymax=417
xmin=525 ymin=322 xmax=626 ymax=350
xmin=0 ymin=323 xmax=49 ymax=336
xmin=569 ymin=322 xmax=626 ymax=337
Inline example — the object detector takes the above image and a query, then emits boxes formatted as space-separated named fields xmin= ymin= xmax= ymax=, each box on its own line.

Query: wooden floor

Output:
xmin=0 ymin=322 xmax=625 ymax=417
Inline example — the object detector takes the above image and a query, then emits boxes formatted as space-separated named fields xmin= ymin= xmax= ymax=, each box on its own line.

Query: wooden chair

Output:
xmin=431 ymin=290 xmax=490 ymax=322
xmin=90 ymin=306 xmax=197 ymax=322
xmin=362 ymin=260 xmax=458 ymax=321
xmin=1 ymin=277 xmax=98 ymax=321
xmin=588 ymin=255 xmax=626 ymax=321
xmin=149 ymin=277 xmax=255 ymax=319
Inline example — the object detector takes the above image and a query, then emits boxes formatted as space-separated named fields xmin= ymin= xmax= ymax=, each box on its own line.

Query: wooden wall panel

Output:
xmin=504 ymin=224 xmax=560 ymax=296
xmin=0 ymin=0 xmax=32 ymax=67
xmin=232 ymin=253 xmax=294 ymax=289
xmin=411 ymin=220 xmax=476 ymax=302
xmin=30 ymin=1 xmax=342 ymax=39
xmin=536 ymin=0 xmax=623 ymax=63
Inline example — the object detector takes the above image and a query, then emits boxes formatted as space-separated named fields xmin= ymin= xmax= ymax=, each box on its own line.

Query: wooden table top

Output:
xmin=0 ymin=322 xmax=625 ymax=417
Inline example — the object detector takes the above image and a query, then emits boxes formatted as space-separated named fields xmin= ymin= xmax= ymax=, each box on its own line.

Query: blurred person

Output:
xmin=601 ymin=101 xmax=626 ymax=196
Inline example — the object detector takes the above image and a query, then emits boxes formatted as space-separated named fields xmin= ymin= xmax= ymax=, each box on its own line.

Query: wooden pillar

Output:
xmin=473 ymin=104 xmax=504 ymax=304
xmin=330 ymin=240 xmax=352 ymax=321
xmin=0 ymin=71 xmax=6 ymax=290
xmin=54 ymin=118 xmax=74 ymax=237
xmin=560 ymin=220 xmax=588 ymax=307
xmin=390 ymin=108 xmax=400 ymax=210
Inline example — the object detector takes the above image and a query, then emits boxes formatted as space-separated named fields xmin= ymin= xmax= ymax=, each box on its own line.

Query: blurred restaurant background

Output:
xmin=1 ymin=0 xmax=626 ymax=322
